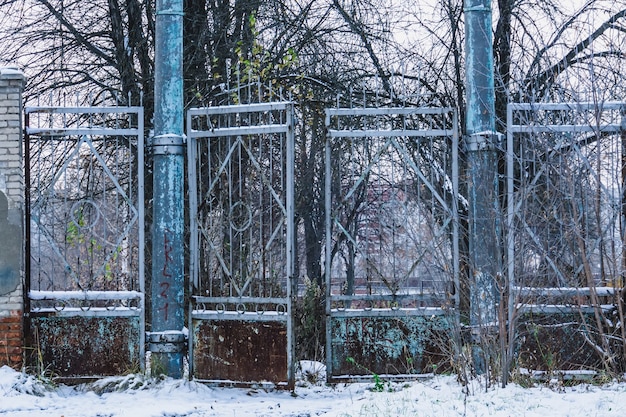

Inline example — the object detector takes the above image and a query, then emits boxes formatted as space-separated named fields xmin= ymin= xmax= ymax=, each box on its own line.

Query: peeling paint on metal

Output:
xmin=330 ymin=316 xmax=452 ymax=377
xmin=150 ymin=0 xmax=185 ymax=378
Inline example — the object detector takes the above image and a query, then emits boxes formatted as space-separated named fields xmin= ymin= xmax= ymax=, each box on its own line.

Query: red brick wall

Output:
xmin=0 ymin=310 xmax=23 ymax=369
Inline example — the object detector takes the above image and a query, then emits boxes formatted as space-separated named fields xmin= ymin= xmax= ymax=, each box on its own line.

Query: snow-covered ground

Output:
xmin=1 ymin=362 xmax=626 ymax=417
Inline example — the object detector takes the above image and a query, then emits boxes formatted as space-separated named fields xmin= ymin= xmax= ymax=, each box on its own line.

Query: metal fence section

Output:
xmin=506 ymin=101 xmax=626 ymax=372
xmin=187 ymin=101 xmax=295 ymax=387
xmin=25 ymin=102 xmax=145 ymax=379
xmin=324 ymin=106 xmax=460 ymax=381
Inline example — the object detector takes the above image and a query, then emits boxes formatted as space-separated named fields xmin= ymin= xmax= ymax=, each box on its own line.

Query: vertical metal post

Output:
xmin=464 ymin=0 xmax=500 ymax=374
xmin=324 ymin=112 xmax=333 ymax=380
xmin=621 ymin=106 xmax=626 ymax=285
xmin=149 ymin=0 xmax=185 ymax=377
xmin=186 ymin=111 xmax=197 ymax=380
xmin=286 ymin=103 xmax=295 ymax=389
xmin=505 ymin=102 xmax=515 ymax=386
xmin=137 ymin=107 xmax=146 ymax=373
xmin=23 ymin=113 xmax=32 ymax=357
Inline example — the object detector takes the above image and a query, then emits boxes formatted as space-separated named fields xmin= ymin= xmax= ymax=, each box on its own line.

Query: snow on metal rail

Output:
xmin=29 ymin=290 xmax=144 ymax=317
xmin=513 ymin=286 xmax=619 ymax=314
xmin=513 ymin=286 xmax=618 ymax=297
xmin=29 ymin=290 xmax=144 ymax=300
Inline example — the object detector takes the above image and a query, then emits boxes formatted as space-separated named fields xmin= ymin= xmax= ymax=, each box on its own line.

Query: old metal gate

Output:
xmin=187 ymin=101 xmax=295 ymax=387
xmin=506 ymin=101 xmax=625 ymax=372
xmin=25 ymin=103 xmax=145 ymax=379
xmin=325 ymin=106 xmax=460 ymax=381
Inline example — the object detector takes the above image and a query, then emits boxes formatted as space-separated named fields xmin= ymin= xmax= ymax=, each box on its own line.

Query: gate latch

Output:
xmin=147 ymin=330 xmax=186 ymax=353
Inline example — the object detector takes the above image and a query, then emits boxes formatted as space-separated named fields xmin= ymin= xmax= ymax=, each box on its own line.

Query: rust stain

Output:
xmin=28 ymin=315 xmax=141 ymax=378
xmin=193 ymin=319 xmax=288 ymax=384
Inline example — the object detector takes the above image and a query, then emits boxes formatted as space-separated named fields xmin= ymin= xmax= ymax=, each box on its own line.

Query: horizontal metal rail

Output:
xmin=191 ymin=310 xmax=289 ymax=322
xmin=508 ymin=102 xmax=626 ymax=111
xmin=26 ymin=127 xmax=141 ymax=136
xmin=512 ymin=286 xmax=617 ymax=297
xmin=516 ymin=304 xmax=615 ymax=314
xmin=330 ymin=291 xmax=448 ymax=302
xmin=30 ymin=290 xmax=144 ymax=301
xmin=30 ymin=307 xmax=143 ymax=317
xmin=188 ymin=124 xmax=290 ymax=138
xmin=193 ymin=296 xmax=288 ymax=304
xmin=329 ymin=373 xmax=436 ymax=383
xmin=192 ymin=296 xmax=289 ymax=321
xmin=326 ymin=107 xmax=456 ymax=116
xmin=29 ymin=291 xmax=144 ymax=317
xmin=513 ymin=286 xmax=618 ymax=314
xmin=508 ymin=124 xmax=622 ymax=134
xmin=25 ymin=106 xmax=144 ymax=114
xmin=327 ymin=129 xmax=454 ymax=138
xmin=329 ymin=307 xmax=448 ymax=318
xmin=187 ymin=102 xmax=292 ymax=115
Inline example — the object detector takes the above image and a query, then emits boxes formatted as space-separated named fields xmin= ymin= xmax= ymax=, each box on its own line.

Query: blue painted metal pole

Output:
xmin=464 ymin=0 xmax=501 ymax=374
xmin=149 ymin=0 xmax=185 ymax=377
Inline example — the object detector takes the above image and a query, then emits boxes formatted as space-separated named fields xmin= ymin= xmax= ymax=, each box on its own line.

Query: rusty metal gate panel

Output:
xmin=324 ymin=106 xmax=460 ymax=381
xmin=506 ymin=102 xmax=626 ymax=372
xmin=187 ymin=101 xmax=295 ymax=387
xmin=25 ymin=103 xmax=144 ymax=379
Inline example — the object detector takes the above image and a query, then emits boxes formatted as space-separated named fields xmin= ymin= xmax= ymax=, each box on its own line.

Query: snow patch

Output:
xmin=2 ymin=365 xmax=626 ymax=416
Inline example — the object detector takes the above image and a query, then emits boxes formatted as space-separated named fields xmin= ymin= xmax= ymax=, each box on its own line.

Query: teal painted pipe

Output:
xmin=150 ymin=0 xmax=185 ymax=378
xmin=464 ymin=0 xmax=495 ymax=136
xmin=464 ymin=0 xmax=501 ymax=375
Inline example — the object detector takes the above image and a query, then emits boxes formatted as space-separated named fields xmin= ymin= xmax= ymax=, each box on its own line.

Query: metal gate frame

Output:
xmin=187 ymin=101 xmax=295 ymax=387
xmin=324 ymin=106 xmax=460 ymax=381
xmin=25 ymin=104 xmax=145 ymax=379
xmin=506 ymin=101 xmax=625 ymax=372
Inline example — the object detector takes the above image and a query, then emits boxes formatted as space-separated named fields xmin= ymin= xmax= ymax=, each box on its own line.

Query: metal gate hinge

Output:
xmin=465 ymin=131 xmax=502 ymax=151
xmin=464 ymin=5 xmax=491 ymax=13
xmin=151 ymin=134 xmax=186 ymax=155
xmin=147 ymin=331 xmax=187 ymax=353
xmin=156 ymin=9 xmax=184 ymax=16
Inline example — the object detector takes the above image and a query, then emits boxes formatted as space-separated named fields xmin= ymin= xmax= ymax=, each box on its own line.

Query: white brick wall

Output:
xmin=0 ymin=284 xmax=23 ymax=318
xmin=0 ymin=71 xmax=24 ymax=198
xmin=0 ymin=67 xmax=25 ymax=318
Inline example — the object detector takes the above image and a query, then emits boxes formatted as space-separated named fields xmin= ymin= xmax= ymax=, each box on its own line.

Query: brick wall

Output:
xmin=0 ymin=67 xmax=25 ymax=369
xmin=0 ymin=310 xmax=22 ymax=367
